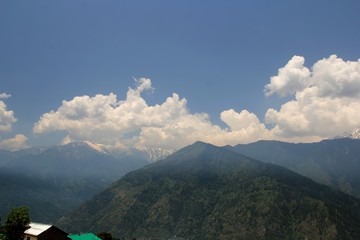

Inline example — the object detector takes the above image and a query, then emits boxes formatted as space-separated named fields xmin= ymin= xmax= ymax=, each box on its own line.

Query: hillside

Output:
xmin=0 ymin=170 xmax=81 ymax=222
xmin=0 ymin=142 xmax=148 ymax=222
xmin=231 ymin=138 xmax=360 ymax=197
xmin=58 ymin=142 xmax=360 ymax=239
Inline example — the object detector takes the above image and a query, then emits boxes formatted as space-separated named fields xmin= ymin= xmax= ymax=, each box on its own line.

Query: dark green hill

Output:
xmin=231 ymin=138 xmax=360 ymax=197
xmin=58 ymin=142 xmax=360 ymax=239
xmin=0 ymin=170 xmax=80 ymax=222
xmin=0 ymin=142 xmax=147 ymax=222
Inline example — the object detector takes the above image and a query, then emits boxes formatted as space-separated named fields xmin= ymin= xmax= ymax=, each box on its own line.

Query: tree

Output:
xmin=0 ymin=216 xmax=6 ymax=240
xmin=4 ymin=206 xmax=30 ymax=240
xmin=97 ymin=232 xmax=119 ymax=240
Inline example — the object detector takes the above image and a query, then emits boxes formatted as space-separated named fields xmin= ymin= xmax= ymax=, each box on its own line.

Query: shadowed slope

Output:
xmin=59 ymin=142 xmax=360 ymax=239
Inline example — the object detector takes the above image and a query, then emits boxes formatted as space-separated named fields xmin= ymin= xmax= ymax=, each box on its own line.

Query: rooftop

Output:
xmin=24 ymin=222 xmax=52 ymax=236
xmin=68 ymin=233 xmax=101 ymax=240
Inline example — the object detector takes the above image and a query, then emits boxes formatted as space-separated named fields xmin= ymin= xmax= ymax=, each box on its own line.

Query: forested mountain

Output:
xmin=58 ymin=142 xmax=360 ymax=239
xmin=0 ymin=171 xmax=80 ymax=223
xmin=0 ymin=142 xmax=148 ymax=222
xmin=231 ymin=138 xmax=360 ymax=197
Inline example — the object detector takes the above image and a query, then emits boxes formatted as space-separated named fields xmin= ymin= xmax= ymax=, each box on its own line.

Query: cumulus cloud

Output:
xmin=0 ymin=134 xmax=28 ymax=151
xmin=264 ymin=56 xmax=311 ymax=97
xmin=0 ymin=93 xmax=17 ymax=131
xmin=220 ymin=109 xmax=271 ymax=142
xmin=0 ymin=93 xmax=11 ymax=99
xmin=265 ymin=55 xmax=360 ymax=140
xmin=33 ymin=55 xmax=360 ymax=149
xmin=0 ymin=94 xmax=28 ymax=150
xmin=34 ymin=78 xmax=168 ymax=144
xmin=34 ymin=78 xmax=269 ymax=149
xmin=311 ymin=55 xmax=360 ymax=98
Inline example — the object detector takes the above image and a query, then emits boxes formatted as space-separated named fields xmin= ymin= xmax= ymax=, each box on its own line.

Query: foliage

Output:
xmin=97 ymin=232 xmax=119 ymax=240
xmin=232 ymin=138 xmax=360 ymax=198
xmin=0 ymin=143 xmax=147 ymax=223
xmin=0 ymin=221 xmax=6 ymax=240
xmin=3 ymin=206 xmax=30 ymax=240
xmin=58 ymin=142 xmax=360 ymax=239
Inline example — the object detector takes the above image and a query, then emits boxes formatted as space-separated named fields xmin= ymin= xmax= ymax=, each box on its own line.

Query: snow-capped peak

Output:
xmin=348 ymin=129 xmax=360 ymax=139
xmin=135 ymin=147 xmax=174 ymax=162
xmin=83 ymin=141 xmax=109 ymax=153
xmin=66 ymin=141 xmax=109 ymax=154
xmin=333 ymin=128 xmax=360 ymax=140
xmin=62 ymin=141 xmax=173 ymax=161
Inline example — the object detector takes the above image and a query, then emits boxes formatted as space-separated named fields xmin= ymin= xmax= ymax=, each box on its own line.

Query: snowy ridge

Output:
xmin=135 ymin=147 xmax=174 ymax=162
xmin=68 ymin=141 xmax=174 ymax=162
xmin=333 ymin=128 xmax=360 ymax=140
xmin=83 ymin=141 xmax=109 ymax=153
xmin=64 ymin=141 xmax=110 ymax=154
xmin=10 ymin=140 xmax=173 ymax=163
xmin=349 ymin=128 xmax=360 ymax=139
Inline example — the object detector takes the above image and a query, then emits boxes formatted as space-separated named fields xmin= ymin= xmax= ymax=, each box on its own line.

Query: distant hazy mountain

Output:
xmin=107 ymin=146 xmax=174 ymax=164
xmin=0 ymin=141 xmax=150 ymax=222
xmin=231 ymin=138 xmax=360 ymax=198
xmin=2 ymin=141 xmax=150 ymax=182
xmin=131 ymin=147 xmax=175 ymax=162
xmin=58 ymin=142 xmax=360 ymax=239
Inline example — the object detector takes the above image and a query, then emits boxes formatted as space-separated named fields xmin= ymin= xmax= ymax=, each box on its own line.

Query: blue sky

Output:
xmin=1 ymin=0 xmax=360 ymax=150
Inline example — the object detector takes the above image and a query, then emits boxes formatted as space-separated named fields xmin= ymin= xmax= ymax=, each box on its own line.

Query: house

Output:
xmin=24 ymin=222 xmax=70 ymax=240
xmin=68 ymin=233 xmax=101 ymax=240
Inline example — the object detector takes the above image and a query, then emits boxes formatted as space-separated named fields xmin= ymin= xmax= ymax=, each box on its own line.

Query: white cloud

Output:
xmin=34 ymin=79 xmax=153 ymax=140
xmin=0 ymin=134 xmax=28 ymax=151
xmin=0 ymin=93 xmax=29 ymax=151
xmin=311 ymin=55 xmax=360 ymax=98
xmin=33 ymin=78 xmax=192 ymax=149
xmin=0 ymin=93 xmax=11 ymax=99
xmin=0 ymin=93 xmax=17 ymax=131
xmin=33 ymin=55 xmax=360 ymax=149
xmin=33 ymin=78 xmax=270 ymax=149
xmin=220 ymin=109 xmax=271 ymax=143
xmin=265 ymin=55 xmax=360 ymax=140
xmin=264 ymin=56 xmax=311 ymax=97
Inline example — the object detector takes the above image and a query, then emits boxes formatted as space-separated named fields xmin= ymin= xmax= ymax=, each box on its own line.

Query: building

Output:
xmin=24 ymin=222 xmax=70 ymax=240
xmin=68 ymin=233 xmax=101 ymax=240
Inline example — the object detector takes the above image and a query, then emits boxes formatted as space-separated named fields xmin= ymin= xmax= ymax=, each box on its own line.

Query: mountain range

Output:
xmin=1 ymin=136 xmax=360 ymax=238
xmin=231 ymin=138 xmax=360 ymax=198
xmin=0 ymin=141 xmax=171 ymax=222
xmin=58 ymin=141 xmax=360 ymax=239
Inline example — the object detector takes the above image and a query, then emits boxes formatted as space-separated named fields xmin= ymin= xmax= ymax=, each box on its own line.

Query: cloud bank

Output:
xmin=33 ymin=78 xmax=269 ymax=149
xmin=265 ymin=55 xmax=360 ymax=140
xmin=33 ymin=55 xmax=360 ymax=150
xmin=0 ymin=93 xmax=28 ymax=151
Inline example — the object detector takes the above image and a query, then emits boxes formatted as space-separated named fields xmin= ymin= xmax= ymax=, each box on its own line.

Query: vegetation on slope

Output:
xmin=232 ymin=138 xmax=360 ymax=197
xmin=0 ymin=143 xmax=147 ymax=222
xmin=59 ymin=142 xmax=360 ymax=239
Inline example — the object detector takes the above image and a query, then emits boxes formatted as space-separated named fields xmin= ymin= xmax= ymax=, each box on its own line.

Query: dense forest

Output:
xmin=59 ymin=142 xmax=360 ymax=239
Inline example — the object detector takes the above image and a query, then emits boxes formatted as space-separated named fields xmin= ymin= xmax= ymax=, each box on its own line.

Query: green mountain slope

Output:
xmin=58 ymin=142 xmax=360 ymax=239
xmin=0 ymin=142 xmax=147 ymax=222
xmin=231 ymin=138 xmax=360 ymax=197
xmin=0 ymin=170 xmax=81 ymax=222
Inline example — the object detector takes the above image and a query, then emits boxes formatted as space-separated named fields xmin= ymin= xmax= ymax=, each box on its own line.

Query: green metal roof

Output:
xmin=68 ymin=233 xmax=102 ymax=240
